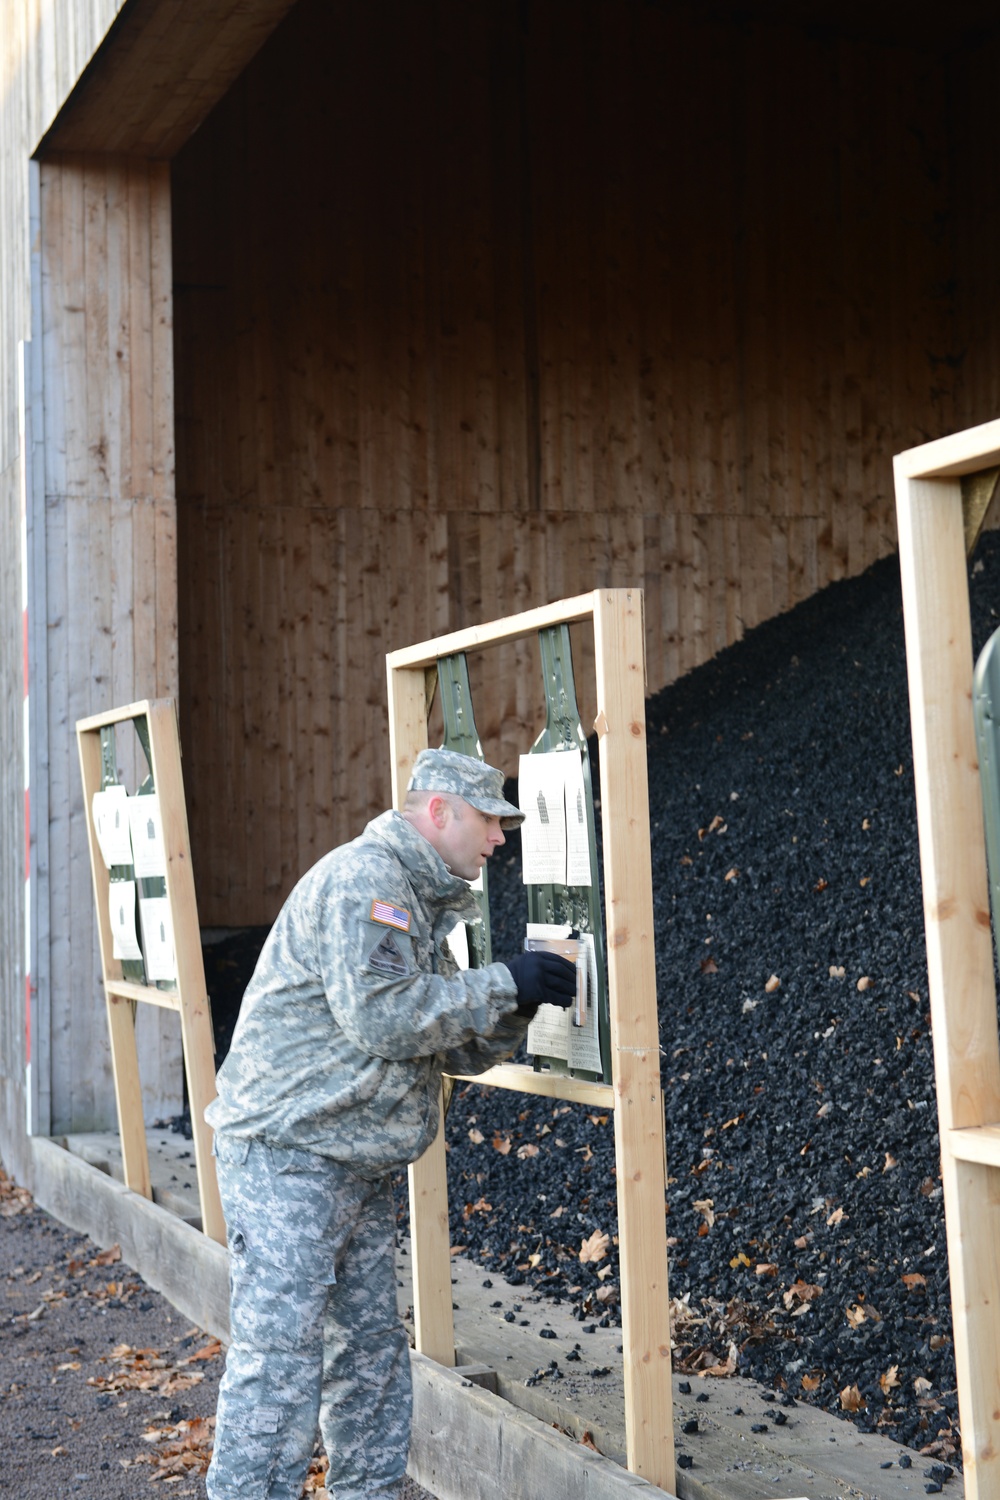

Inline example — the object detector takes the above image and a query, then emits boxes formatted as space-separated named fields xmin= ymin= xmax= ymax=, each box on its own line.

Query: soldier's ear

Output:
xmin=426 ymin=793 xmax=450 ymax=828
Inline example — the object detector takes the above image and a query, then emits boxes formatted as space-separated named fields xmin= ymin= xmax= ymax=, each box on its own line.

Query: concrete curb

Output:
xmin=29 ymin=1135 xmax=231 ymax=1339
xmin=409 ymin=1352 xmax=674 ymax=1499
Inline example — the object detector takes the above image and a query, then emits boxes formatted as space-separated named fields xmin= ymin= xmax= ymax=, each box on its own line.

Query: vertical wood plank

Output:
xmin=387 ymin=662 xmax=455 ymax=1368
xmin=592 ymin=588 xmax=674 ymax=1493
xmin=76 ymin=724 xmax=151 ymax=1198
xmin=895 ymin=465 xmax=1000 ymax=1497
xmin=146 ymin=701 xmax=225 ymax=1243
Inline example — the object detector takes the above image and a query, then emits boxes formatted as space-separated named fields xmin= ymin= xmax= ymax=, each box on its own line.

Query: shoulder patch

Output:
xmin=366 ymin=927 xmax=413 ymax=977
xmin=370 ymin=900 xmax=411 ymax=932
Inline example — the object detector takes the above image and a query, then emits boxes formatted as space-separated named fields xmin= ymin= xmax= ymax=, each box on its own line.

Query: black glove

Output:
xmin=504 ymin=951 xmax=577 ymax=1015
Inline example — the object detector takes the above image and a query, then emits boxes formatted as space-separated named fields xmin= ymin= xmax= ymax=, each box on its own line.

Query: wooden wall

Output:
xmin=40 ymin=154 xmax=180 ymax=1132
xmin=173 ymin=0 xmax=980 ymax=925
xmin=1 ymin=0 xmax=131 ymax=1169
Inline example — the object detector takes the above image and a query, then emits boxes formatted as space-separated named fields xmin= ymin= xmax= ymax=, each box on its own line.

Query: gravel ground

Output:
xmin=183 ymin=534 xmax=1000 ymax=1472
xmin=0 ymin=1169 xmax=432 ymax=1499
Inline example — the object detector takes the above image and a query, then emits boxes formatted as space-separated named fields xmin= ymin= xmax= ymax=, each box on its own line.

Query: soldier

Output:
xmin=205 ymin=748 xmax=576 ymax=1500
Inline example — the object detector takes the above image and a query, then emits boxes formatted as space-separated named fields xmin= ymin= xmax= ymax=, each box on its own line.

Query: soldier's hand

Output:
xmin=504 ymin=952 xmax=577 ymax=1015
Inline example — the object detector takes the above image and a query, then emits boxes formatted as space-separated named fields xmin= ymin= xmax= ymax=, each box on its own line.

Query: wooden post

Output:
xmin=894 ymin=419 xmax=1000 ymax=1500
xmin=594 ymin=589 xmax=674 ymax=1492
xmin=145 ymin=701 xmax=225 ymax=1244
xmin=78 ymin=723 xmax=153 ymax=1202
xmin=76 ymin=700 xmax=225 ymax=1244
xmin=386 ymin=590 xmax=674 ymax=1487
xmin=387 ymin=662 xmax=456 ymax=1366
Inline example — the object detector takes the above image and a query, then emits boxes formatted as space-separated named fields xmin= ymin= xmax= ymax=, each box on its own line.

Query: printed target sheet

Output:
xmin=517 ymin=751 xmax=592 ymax=888
xmin=524 ymin=922 xmax=602 ymax=1074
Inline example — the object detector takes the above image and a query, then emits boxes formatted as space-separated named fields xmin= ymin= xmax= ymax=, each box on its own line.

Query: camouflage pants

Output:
xmin=206 ymin=1134 xmax=411 ymax=1500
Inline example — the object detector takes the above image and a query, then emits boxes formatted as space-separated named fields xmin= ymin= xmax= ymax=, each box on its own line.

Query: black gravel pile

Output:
xmin=436 ymin=534 xmax=1000 ymax=1463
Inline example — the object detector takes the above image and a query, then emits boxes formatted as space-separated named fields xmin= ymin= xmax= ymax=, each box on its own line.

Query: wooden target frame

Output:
xmin=76 ymin=699 xmax=225 ymax=1245
xmin=387 ymin=589 xmax=674 ymax=1492
xmin=894 ymin=419 xmax=1000 ymax=1500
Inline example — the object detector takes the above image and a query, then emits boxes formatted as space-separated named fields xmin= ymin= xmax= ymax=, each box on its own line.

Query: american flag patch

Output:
xmin=370 ymin=900 xmax=410 ymax=932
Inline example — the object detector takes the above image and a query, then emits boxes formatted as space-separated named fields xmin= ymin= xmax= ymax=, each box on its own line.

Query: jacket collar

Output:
xmin=367 ymin=810 xmax=481 ymax=916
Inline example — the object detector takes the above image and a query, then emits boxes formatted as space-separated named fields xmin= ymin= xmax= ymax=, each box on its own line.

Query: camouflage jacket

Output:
xmin=205 ymin=810 xmax=525 ymax=1174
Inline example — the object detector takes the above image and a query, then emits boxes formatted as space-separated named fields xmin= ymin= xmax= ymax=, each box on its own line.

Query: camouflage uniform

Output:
xmin=206 ymin=785 xmax=527 ymax=1500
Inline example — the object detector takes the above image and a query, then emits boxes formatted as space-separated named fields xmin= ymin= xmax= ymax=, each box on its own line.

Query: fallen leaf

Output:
xmin=692 ymin=1198 xmax=715 ymax=1229
xmin=813 ymin=879 xmax=829 ymax=893
xmin=801 ymin=1373 xmax=822 ymax=1391
xmin=588 ymin=1115 xmax=608 ymax=1127
xmin=700 ymin=956 xmax=719 ymax=975
xmin=702 ymin=1340 xmax=738 ymax=1378
xmin=579 ymin=1229 xmax=610 ymax=1264
xmin=845 ymin=1304 xmax=867 ymax=1329
xmin=755 ymin=1262 xmax=778 ymax=1277
xmin=50 ymin=1446 xmax=69 ymax=1457
xmin=829 ymin=965 xmax=845 ymax=978
xmin=765 ymin=975 xmax=781 ymax=993
xmin=91 ymin=1244 xmax=122 ymax=1267
xmin=794 ymin=1234 xmax=809 ymax=1249
xmin=549 ymin=1205 xmax=565 ymax=1219
xmin=902 ymin=1272 xmax=927 ymax=1290
xmin=840 ymin=1384 xmax=866 ymax=1412
xmin=783 ymin=1279 xmax=823 ymax=1310
xmin=579 ymin=1431 xmax=601 ymax=1453
xmin=859 ymin=877 xmax=870 ymax=888
xmin=468 ymin=1128 xmax=484 ymax=1145
xmin=56 ymin=1361 xmax=81 ymax=1372
xmin=729 ymin=1252 xmax=751 ymax=1268
xmin=857 ymin=976 xmax=872 ymax=991
xmin=883 ymin=1153 xmax=898 ymax=1172
xmin=492 ymin=1134 xmax=512 ymax=1156
xmin=516 ymin=1143 xmax=539 ymax=1160
xmin=914 ymin=1376 xmax=933 ymax=1395
xmin=724 ymin=867 xmax=739 ymax=882
xmin=827 ymin=1206 xmax=847 ymax=1226
xmin=880 ymin=1365 xmax=900 ymax=1393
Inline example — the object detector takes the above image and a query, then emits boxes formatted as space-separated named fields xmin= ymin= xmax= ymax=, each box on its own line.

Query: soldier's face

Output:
xmin=439 ymin=798 xmax=506 ymax=881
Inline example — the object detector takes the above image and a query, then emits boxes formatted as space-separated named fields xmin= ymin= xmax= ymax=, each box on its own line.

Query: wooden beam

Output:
xmin=950 ymin=1124 xmax=1000 ymax=1168
xmin=145 ymin=701 xmax=225 ymax=1243
xmin=38 ymin=0 xmax=298 ymax=159
xmin=895 ymin=417 xmax=1000 ymax=480
xmin=387 ymin=663 xmax=456 ymax=1367
xmin=449 ymin=1064 xmax=614 ymax=1109
xmin=593 ymin=589 xmax=674 ymax=1494
xmin=894 ymin=451 xmax=1000 ymax=1499
xmin=386 ymin=593 xmax=597 ymax=671
xmin=105 ymin=979 xmax=181 ymax=1011
xmin=77 ymin=724 xmax=153 ymax=1201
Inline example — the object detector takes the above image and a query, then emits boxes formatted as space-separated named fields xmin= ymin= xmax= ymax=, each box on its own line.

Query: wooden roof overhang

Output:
xmin=36 ymin=0 xmax=298 ymax=158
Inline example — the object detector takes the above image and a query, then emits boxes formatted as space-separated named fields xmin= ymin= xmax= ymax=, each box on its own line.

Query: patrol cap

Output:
xmin=407 ymin=748 xmax=525 ymax=829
